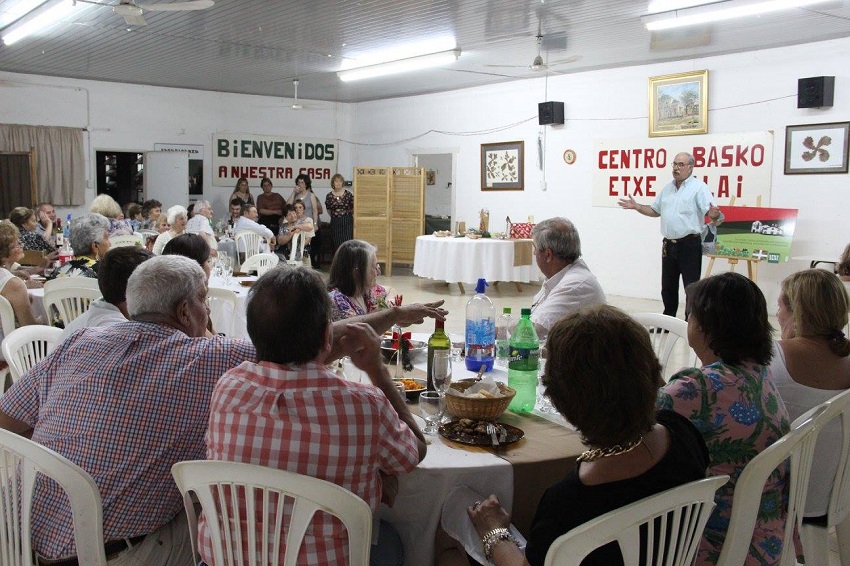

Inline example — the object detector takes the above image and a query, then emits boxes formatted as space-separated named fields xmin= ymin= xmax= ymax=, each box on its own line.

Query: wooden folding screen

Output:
xmin=353 ymin=167 xmax=392 ymax=274
xmin=353 ymin=166 xmax=424 ymax=277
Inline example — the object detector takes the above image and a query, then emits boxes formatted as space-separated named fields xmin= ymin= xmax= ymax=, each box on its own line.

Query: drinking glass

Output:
xmin=431 ymin=350 xmax=453 ymax=396
xmin=449 ymin=333 xmax=464 ymax=362
xmin=536 ymin=337 xmax=557 ymax=414
xmin=419 ymin=392 xmax=444 ymax=435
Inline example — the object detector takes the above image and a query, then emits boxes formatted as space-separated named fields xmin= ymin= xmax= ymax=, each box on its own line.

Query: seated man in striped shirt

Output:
xmin=200 ymin=266 xmax=427 ymax=566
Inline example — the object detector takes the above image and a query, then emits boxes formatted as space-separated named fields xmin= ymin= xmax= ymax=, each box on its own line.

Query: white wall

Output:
xmin=0 ymin=71 xmax=355 ymax=222
xmin=351 ymin=37 xmax=850 ymax=308
xmin=418 ymin=153 xmax=453 ymax=217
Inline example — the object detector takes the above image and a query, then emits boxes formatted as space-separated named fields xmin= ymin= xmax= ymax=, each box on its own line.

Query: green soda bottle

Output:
xmin=508 ymin=308 xmax=539 ymax=413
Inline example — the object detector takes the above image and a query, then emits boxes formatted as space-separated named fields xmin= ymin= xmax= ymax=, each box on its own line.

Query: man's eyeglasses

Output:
xmin=672 ymin=162 xmax=691 ymax=169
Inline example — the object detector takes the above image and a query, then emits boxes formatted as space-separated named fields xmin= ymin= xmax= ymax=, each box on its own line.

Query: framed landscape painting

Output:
xmin=481 ymin=141 xmax=524 ymax=191
xmin=648 ymin=70 xmax=708 ymax=137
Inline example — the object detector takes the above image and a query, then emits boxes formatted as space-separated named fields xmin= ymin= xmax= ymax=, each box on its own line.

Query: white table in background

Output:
xmin=413 ymin=235 xmax=542 ymax=293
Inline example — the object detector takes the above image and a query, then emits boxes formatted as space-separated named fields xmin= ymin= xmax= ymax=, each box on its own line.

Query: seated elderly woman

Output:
xmin=772 ymin=268 xmax=850 ymax=519
xmin=9 ymin=206 xmax=55 ymax=254
xmin=89 ymin=194 xmax=134 ymax=237
xmin=327 ymin=239 xmax=390 ymax=321
xmin=58 ymin=213 xmax=111 ymax=278
xmin=163 ymin=233 xmax=212 ymax=281
xmin=0 ymin=221 xmax=44 ymax=337
xmin=467 ymin=305 xmax=708 ymax=565
xmin=152 ymin=205 xmax=188 ymax=255
xmin=657 ymin=272 xmax=789 ymax=566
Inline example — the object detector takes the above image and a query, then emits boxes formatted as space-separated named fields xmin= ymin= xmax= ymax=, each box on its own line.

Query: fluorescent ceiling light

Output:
xmin=337 ymin=49 xmax=461 ymax=82
xmin=643 ymin=0 xmax=832 ymax=30
xmin=2 ymin=0 xmax=77 ymax=46
xmin=338 ymin=36 xmax=457 ymax=71
xmin=647 ymin=0 xmax=721 ymax=13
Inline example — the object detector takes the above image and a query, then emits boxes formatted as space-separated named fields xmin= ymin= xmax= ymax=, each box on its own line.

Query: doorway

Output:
xmin=412 ymin=151 xmax=456 ymax=234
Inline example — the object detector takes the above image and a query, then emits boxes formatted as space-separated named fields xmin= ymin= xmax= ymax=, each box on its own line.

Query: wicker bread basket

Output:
xmin=445 ymin=380 xmax=516 ymax=420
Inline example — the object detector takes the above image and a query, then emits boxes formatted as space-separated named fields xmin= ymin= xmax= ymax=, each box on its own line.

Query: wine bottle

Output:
xmin=426 ymin=319 xmax=451 ymax=391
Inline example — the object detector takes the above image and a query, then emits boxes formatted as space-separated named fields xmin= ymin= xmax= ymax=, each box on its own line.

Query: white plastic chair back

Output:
xmin=716 ymin=405 xmax=828 ymax=566
xmin=544 ymin=475 xmax=728 ymax=566
xmin=207 ymin=287 xmax=239 ymax=338
xmin=1 ymin=326 xmax=63 ymax=382
xmin=791 ymin=388 xmax=850 ymax=566
xmin=631 ymin=313 xmax=699 ymax=381
xmin=43 ymin=277 xmax=100 ymax=292
xmin=0 ymin=428 xmax=107 ymax=565
xmin=0 ymin=295 xmax=16 ymax=384
xmin=107 ymin=234 xmax=143 ymax=248
xmin=42 ymin=285 xmax=102 ymax=328
xmin=172 ymin=460 xmax=372 ymax=566
xmin=235 ymin=231 xmax=263 ymax=263
xmin=287 ymin=233 xmax=307 ymax=266
xmin=241 ymin=253 xmax=279 ymax=276
xmin=0 ymin=295 xmax=16 ymax=340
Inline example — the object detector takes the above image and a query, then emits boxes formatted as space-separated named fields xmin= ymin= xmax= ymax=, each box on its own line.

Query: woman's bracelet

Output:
xmin=482 ymin=527 xmax=519 ymax=562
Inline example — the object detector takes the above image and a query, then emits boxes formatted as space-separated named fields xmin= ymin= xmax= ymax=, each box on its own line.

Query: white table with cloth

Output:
xmin=378 ymin=361 xmax=584 ymax=566
xmin=413 ymin=235 xmax=542 ymax=293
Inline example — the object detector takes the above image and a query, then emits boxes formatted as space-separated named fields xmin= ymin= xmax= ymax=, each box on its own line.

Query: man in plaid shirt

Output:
xmin=0 ymin=255 xmax=257 ymax=565
xmin=200 ymin=267 xmax=427 ymax=566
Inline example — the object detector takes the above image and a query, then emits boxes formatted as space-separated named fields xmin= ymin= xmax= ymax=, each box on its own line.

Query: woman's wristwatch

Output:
xmin=482 ymin=527 xmax=519 ymax=561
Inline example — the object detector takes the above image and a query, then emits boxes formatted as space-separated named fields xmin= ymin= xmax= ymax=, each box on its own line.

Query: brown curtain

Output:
xmin=0 ymin=154 xmax=33 ymax=218
xmin=0 ymin=124 xmax=85 ymax=206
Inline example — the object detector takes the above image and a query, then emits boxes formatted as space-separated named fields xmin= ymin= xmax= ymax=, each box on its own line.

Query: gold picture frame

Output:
xmin=648 ymin=70 xmax=708 ymax=137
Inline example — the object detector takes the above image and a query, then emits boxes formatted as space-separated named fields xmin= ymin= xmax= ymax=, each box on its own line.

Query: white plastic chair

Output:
xmin=235 ymin=230 xmax=264 ymax=263
xmin=207 ymin=287 xmax=239 ymax=337
xmin=716 ymin=404 xmax=828 ymax=566
xmin=544 ymin=475 xmax=728 ymax=566
xmin=43 ymin=277 xmax=100 ymax=292
xmin=1 ymin=326 xmax=63 ymax=382
xmin=631 ymin=313 xmax=699 ymax=381
xmin=0 ymin=295 xmax=17 ymax=389
xmin=241 ymin=253 xmax=279 ymax=276
xmin=44 ymin=286 xmax=101 ymax=326
xmin=790 ymin=388 xmax=850 ymax=566
xmin=286 ymin=232 xmax=307 ymax=266
xmin=107 ymin=233 xmax=143 ymax=248
xmin=0 ymin=428 xmax=107 ymax=565
xmin=171 ymin=460 xmax=373 ymax=566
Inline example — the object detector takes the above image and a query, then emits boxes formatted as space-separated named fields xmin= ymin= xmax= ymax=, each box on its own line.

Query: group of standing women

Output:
xmin=227 ymin=173 xmax=353 ymax=266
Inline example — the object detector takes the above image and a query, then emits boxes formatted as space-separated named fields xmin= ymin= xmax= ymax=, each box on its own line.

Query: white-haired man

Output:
xmin=530 ymin=217 xmax=606 ymax=335
xmin=185 ymin=199 xmax=218 ymax=255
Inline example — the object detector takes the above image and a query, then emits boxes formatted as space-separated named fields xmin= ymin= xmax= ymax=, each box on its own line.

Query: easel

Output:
xmin=703 ymin=196 xmax=762 ymax=283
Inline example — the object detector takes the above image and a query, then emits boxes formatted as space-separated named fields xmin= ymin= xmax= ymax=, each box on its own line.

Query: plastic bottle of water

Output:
xmin=508 ymin=308 xmax=539 ymax=413
xmin=465 ymin=278 xmax=495 ymax=373
xmin=495 ymin=307 xmax=514 ymax=368
xmin=63 ymin=214 xmax=71 ymax=243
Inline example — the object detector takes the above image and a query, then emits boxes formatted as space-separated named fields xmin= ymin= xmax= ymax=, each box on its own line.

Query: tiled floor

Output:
xmin=360 ymin=266 xmax=842 ymax=566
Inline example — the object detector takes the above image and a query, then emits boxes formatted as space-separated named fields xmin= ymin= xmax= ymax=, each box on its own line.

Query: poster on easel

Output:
xmin=713 ymin=206 xmax=799 ymax=263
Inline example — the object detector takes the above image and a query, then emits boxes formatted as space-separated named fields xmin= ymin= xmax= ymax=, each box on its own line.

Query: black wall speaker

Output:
xmin=797 ymin=76 xmax=835 ymax=108
xmin=538 ymin=101 xmax=565 ymax=125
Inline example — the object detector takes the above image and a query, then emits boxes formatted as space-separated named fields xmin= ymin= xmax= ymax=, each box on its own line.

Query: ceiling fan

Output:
xmin=483 ymin=34 xmax=581 ymax=74
xmin=78 ymin=0 xmax=214 ymax=27
xmin=287 ymin=80 xmax=324 ymax=111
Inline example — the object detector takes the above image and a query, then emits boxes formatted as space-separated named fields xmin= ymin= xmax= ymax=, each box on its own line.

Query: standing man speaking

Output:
xmin=618 ymin=152 xmax=720 ymax=319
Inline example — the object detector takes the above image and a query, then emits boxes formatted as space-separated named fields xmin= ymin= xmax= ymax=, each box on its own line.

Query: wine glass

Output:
xmin=431 ymin=350 xmax=453 ymax=396
xmin=419 ymin=392 xmax=444 ymax=435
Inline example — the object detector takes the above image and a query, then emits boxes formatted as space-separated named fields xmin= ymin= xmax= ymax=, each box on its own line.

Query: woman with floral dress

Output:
xmin=327 ymin=239 xmax=388 ymax=321
xmin=657 ymin=272 xmax=790 ymax=566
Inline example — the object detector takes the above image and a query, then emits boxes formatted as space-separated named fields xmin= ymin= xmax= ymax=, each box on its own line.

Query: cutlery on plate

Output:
xmin=497 ymin=424 xmax=507 ymax=443
xmin=486 ymin=423 xmax=499 ymax=447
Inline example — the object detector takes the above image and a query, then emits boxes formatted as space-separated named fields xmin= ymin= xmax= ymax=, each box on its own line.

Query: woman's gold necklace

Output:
xmin=577 ymin=436 xmax=644 ymax=463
